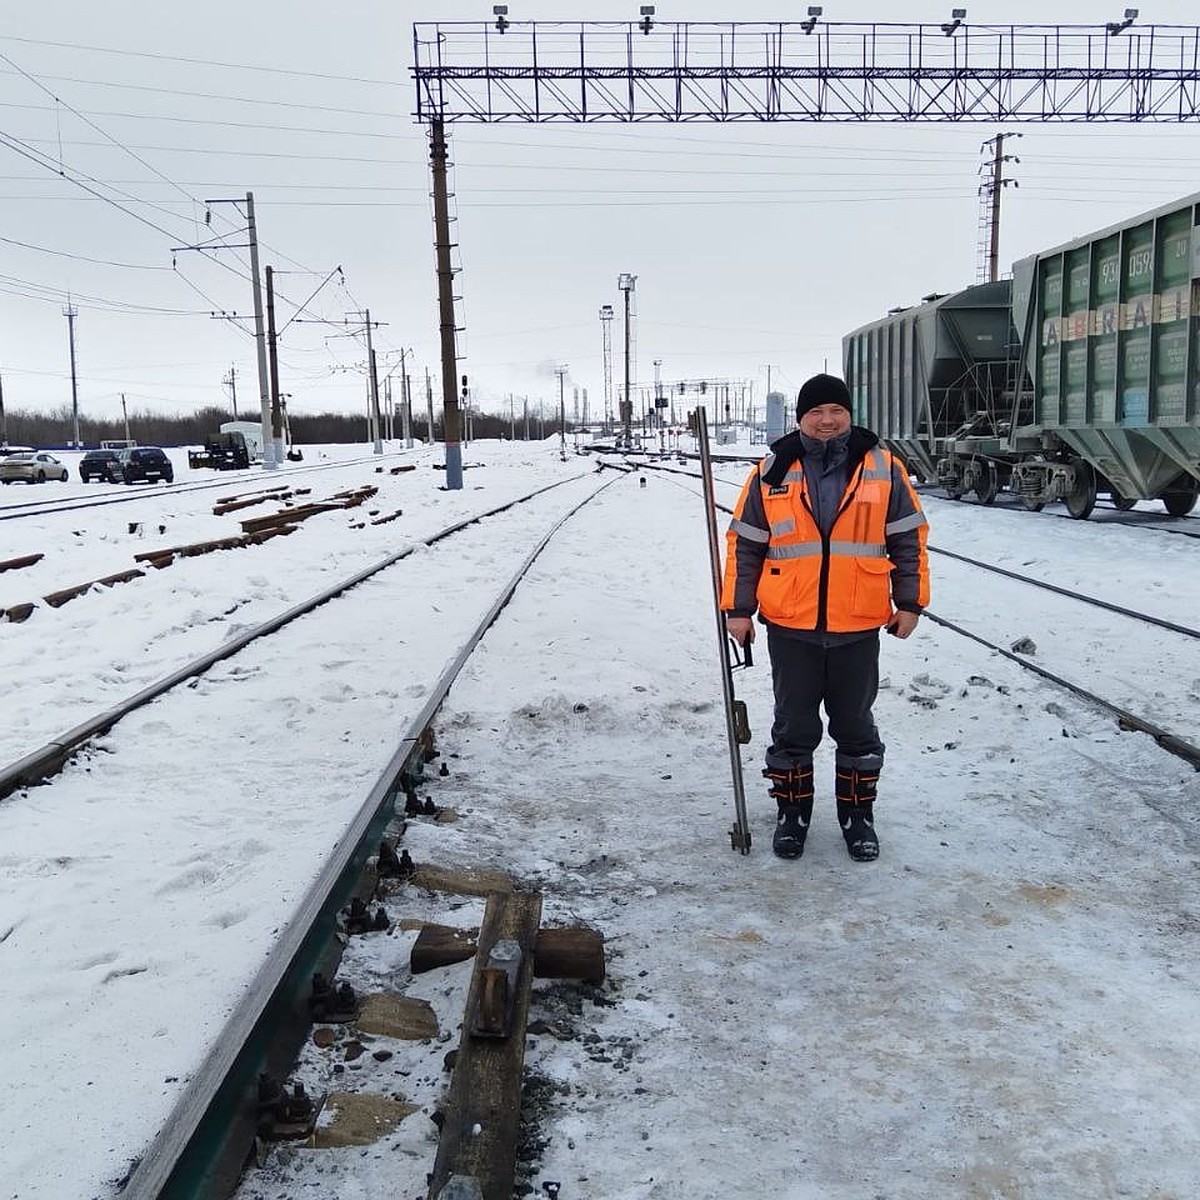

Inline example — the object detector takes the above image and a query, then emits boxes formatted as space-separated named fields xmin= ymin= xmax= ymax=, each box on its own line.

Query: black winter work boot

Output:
xmin=764 ymin=764 xmax=814 ymax=859
xmin=835 ymin=755 xmax=881 ymax=862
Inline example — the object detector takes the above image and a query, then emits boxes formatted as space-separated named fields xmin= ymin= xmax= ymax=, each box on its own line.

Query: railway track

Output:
xmin=5 ymin=462 xmax=1198 ymax=1199
xmin=0 ymin=470 xmax=600 ymax=798
xmin=2 ymin=468 xmax=620 ymax=1200
xmin=0 ymin=449 xmax=426 ymax=523
xmin=644 ymin=460 xmax=1200 ymax=770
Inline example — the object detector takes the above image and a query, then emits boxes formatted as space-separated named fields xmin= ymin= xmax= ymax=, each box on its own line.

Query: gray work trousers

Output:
xmin=764 ymin=627 xmax=885 ymax=770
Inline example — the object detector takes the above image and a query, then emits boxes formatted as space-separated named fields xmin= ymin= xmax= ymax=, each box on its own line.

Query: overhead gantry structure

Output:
xmin=412 ymin=15 xmax=1200 ymax=485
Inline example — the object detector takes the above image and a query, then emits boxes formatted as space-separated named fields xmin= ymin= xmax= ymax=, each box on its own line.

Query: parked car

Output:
xmin=0 ymin=451 xmax=70 ymax=484
xmin=79 ymin=448 xmax=123 ymax=482
xmin=114 ymin=446 xmax=174 ymax=484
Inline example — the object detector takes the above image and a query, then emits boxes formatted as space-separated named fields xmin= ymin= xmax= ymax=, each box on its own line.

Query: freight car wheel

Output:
xmin=973 ymin=461 xmax=999 ymax=505
xmin=1161 ymin=474 xmax=1199 ymax=517
xmin=1064 ymin=460 xmax=1097 ymax=520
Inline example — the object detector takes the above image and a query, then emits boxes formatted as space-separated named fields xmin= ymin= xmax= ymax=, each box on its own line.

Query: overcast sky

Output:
xmin=1 ymin=0 xmax=1198 ymax=429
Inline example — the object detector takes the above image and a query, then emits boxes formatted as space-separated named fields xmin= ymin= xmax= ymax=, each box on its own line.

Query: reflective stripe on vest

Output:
xmin=728 ymin=517 xmax=770 ymax=543
xmin=767 ymin=539 xmax=886 ymax=559
xmin=885 ymin=510 xmax=927 ymax=536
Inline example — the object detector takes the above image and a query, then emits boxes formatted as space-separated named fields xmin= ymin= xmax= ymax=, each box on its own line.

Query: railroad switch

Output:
xmin=470 ymin=938 xmax=521 ymax=1039
xmin=344 ymin=897 xmax=390 ymax=935
xmin=255 ymin=1074 xmax=322 ymax=1141
xmin=308 ymin=973 xmax=360 ymax=1023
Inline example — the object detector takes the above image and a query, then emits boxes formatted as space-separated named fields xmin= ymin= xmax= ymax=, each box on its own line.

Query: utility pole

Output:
xmin=395 ymin=347 xmax=413 ymax=448
xmin=62 ymin=302 xmax=81 ymax=448
xmin=618 ymin=274 xmax=636 ymax=447
xmin=244 ymin=193 xmax=273 ymax=468
xmin=0 ymin=366 xmax=7 ymax=446
xmin=265 ymin=266 xmax=286 ymax=466
xmin=554 ymin=365 xmax=568 ymax=459
xmin=508 ymin=393 xmax=515 ymax=440
xmin=402 ymin=373 xmax=413 ymax=448
xmin=346 ymin=309 xmax=383 ymax=454
xmin=425 ymin=367 xmax=435 ymax=443
xmin=368 ymin=343 xmax=382 ymax=454
xmin=653 ymin=358 xmax=663 ymax=432
xmin=223 ymin=365 xmax=238 ymax=419
xmin=185 ymin=193 xmax=272 ymax=466
xmin=120 ymin=393 xmax=130 ymax=443
xmin=428 ymin=117 xmax=462 ymax=488
xmin=979 ymin=132 xmax=1021 ymax=283
xmin=523 ymin=396 xmax=529 ymax=441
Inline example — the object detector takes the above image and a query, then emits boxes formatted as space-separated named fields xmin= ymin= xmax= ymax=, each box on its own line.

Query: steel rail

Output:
xmin=644 ymin=461 xmax=1200 ymax=771
xmin=120 ymin=470 xmax=623 ymax=1200
xmin=928 ymin=544 xmax=1200 ymax=640
xmin=642 ymin=461 xmax=1198 ymax=637
xmin=0 ymin=470 xmax=595 ymax=801
xmin=923 ymin=612 xmax=1200 ymax=771
xmin=0 ymin=450 xmax=420 ymax=522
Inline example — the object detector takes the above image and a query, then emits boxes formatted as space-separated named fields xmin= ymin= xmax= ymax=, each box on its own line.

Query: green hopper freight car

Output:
xmin=845 ymin=192 xmax=1200 ymax=519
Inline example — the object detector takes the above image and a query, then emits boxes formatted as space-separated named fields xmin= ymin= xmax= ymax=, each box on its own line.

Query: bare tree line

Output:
xmin=1 ymin=404 xmax=564 ymax=449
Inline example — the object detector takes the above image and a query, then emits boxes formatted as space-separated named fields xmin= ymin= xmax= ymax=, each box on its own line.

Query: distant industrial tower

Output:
xmin=977 ymin=132 xmax=1020 ymax=283
xmin=599 ymin=305 xmax=614 ymax=432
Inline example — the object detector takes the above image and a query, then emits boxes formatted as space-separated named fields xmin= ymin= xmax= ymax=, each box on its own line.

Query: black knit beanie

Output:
xmin=796 ymin=373 xmax=852 ymax=421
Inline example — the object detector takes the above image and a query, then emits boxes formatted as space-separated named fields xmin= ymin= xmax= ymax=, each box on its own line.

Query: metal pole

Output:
xmin=988 ymin=132 xmax=1004 ymax=284
xmin=425 ymin=367 xmax=435 ymax=444
xmin=366 ymin=329 xmax=382 ymax=455
xmin=265 ymin=267 xmax=286 ymax=466
xmin=121 ymin=393 xmax=130 ymax=443
xmin=623 ymin=286 xmax=632 ymax=446
xmin=429 ymin=117 xmax=462 ymax=489
xmin=555 ymin=366 xmax=567 ymax=458
xmin=63 ymin=303 xmax=80 ymax=448
xmin=695 ymin=406 xmax=752 ymax=854
xmin=402 ymin=372 xmax=413 ymax=449
xmin=244 ymin=193 xmax=275 ymax=470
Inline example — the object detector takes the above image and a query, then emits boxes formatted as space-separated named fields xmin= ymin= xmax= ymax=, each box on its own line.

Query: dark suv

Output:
xmin=79 ymin=448 xmax=123 ymax=482
xmin=115 ymin=446 xmax=174 ymax=484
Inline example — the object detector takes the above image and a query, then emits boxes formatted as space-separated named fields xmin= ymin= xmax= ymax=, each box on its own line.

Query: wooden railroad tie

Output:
xmin=0 ymin=553 xmax=43 ymax=574
xmin=133 ymin=525 xmax=296 ymax=568
xmin=427 ymin=890 xmax=605 ymax=1200
xmin=215 ymin=484 xmax=290 ymax=504
xmin=410 ymin=922 xmax=605 ymax=984
xmin=5 ymin=568 xmax=146 ymax=623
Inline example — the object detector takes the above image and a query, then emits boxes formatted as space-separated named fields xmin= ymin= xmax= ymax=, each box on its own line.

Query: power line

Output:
xmin=0 ymin=99 xmax=405 ymax=140
xmin=0 ymin=68 xmax=403 ymax=118
xmin=0 ymin=233 xmax=173 ymax=269
xmin=0 ymin=33 xmax=403 ymax=87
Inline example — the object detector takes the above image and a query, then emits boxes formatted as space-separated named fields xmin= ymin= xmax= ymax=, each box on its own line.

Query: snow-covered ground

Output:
xmin=2 ymin=438 xmax=1198 ymax=1199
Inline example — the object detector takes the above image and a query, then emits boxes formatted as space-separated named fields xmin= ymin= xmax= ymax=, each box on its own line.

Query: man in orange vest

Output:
xmin=722 ymin=373 xmax=929 ymax=861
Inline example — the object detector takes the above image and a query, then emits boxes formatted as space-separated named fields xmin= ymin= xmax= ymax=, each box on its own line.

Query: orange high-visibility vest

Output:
xmin=722 ymin=446 xmax=927 ymax=632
